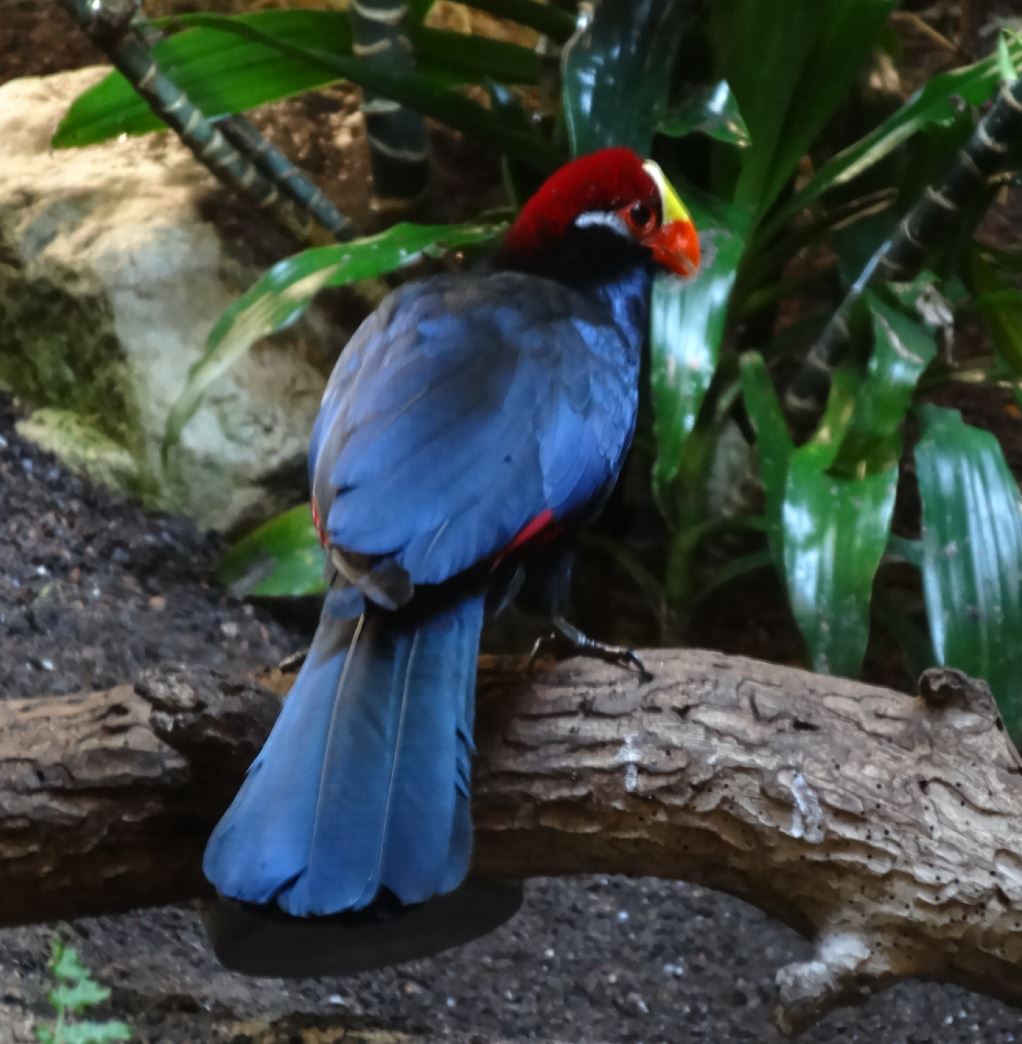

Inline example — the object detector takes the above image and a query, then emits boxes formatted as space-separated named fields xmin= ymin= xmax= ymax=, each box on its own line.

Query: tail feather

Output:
xmin=203 ymin=593 xmax=485 ymax=917
xmin=443 ymin=627 xmax=477 ymax=893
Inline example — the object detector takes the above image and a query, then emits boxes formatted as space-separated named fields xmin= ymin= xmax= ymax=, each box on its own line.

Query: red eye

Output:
xmin=628 ymin=201 xmax=656 ymax=235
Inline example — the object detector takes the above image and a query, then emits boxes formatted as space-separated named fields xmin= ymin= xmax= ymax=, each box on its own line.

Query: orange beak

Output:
xmin=647 ymin=219 xmax=700 ymax=278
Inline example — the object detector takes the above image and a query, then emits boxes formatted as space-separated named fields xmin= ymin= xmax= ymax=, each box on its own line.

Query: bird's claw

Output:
xmin=612 ymin=646 xmax=652 ymax=678
xmin=529 ymin=617 xmax=652 ymax=681
xmin=528 ymin=633 xmax=565 ymax=673
xmin=584 ymin=641 xmax=651 ymax=680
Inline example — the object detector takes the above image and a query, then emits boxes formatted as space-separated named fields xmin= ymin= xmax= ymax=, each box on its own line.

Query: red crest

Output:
xmin=504 ymin=148 xmax=661 ymax=262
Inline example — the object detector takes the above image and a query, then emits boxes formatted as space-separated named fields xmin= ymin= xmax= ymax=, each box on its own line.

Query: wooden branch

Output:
xmin=3 ymin=652 xmax=1022 ymax=1033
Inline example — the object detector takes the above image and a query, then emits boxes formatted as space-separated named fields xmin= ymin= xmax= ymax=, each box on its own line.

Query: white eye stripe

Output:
xmin=574 ymin=211 xmax=631 ymax=237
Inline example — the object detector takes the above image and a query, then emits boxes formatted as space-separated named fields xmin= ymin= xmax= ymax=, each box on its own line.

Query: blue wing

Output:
xmin=309 ymin=271 xmax=638 ymax=591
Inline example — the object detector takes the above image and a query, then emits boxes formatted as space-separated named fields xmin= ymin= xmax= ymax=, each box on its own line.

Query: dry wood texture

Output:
xmin=2 ymin=651 xmax=1021 ymax=1032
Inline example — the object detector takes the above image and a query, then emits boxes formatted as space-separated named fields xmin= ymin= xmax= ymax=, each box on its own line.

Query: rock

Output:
xmin=0 ymin=67 xmax=348 ymax=532
xmin=15 ymin=408 xmax=139 ymax=491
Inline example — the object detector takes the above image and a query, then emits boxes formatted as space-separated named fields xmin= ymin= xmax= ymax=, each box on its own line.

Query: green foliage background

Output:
xmin=57 ymin=1 xmax=1022 ymax=739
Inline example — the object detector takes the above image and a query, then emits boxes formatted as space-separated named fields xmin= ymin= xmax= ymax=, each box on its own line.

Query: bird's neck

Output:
xmin=570 ymin=261 xmax=654 ymax=355
xmin=501 ymin=226 xmax=655 ymax=352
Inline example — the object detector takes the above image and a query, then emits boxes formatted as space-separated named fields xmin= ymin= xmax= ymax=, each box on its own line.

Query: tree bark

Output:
xmin=2 ymin=651 xmax=1021 ymax=1033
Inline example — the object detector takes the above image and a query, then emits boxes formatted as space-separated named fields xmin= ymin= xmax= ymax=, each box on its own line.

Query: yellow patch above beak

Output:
xmin=642 ymin=159 xmax=692 ymax=226
xmin=640 ymin=160 xmax=699 ymax=277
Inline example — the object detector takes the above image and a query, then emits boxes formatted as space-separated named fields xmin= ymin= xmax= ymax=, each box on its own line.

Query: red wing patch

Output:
xmin=310 ymin=498 xmax=328 ymax=547
xmin=493 ymin=508 xmax=559 ymax=569
xmin=507 ymin=509 xmax=556 ymax=553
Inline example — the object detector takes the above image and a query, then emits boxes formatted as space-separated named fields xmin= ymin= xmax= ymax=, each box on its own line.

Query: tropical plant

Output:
xmin=34 ymin=937 xmax=132 ymax=1044
xmin=55 ymin=1 xmax=1022 ymax=738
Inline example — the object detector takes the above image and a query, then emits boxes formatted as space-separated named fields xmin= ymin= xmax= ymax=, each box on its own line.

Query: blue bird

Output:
xmin=203 ymin=148 xmax=699 ymax=922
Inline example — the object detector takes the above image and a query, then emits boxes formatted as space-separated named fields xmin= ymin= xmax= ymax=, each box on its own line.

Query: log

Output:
xmin=2 ymin=651 xmax=1022 ymax=1033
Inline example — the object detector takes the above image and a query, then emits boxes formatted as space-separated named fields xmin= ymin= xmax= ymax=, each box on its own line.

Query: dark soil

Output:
xmin=0 ymin=396 xmax=296 ymax=699
xmin=0 ymin=0 xmax=103 ymax=83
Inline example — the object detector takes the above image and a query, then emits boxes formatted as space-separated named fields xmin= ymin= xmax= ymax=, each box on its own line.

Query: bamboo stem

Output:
xmin=349 ymin=0 xmax=429 ymax=205
xmin=58 ymin=0 xmax=352 ymax=243
xmin=783 ymin=75 xmax=1022 ymax=428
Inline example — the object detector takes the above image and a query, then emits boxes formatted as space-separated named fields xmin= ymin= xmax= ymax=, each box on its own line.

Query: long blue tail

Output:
xmin=203 ymin=592 xmax=484 ymax=916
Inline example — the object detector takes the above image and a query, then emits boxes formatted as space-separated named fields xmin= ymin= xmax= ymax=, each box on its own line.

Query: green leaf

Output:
xmin=414 ymin=28 xmax=540 ymax=85
xmin=809 ymin=367 xmax=862 ymax=464
xmin=834 ymin=289 xmax=939 ymax=472
xmin=739 ymin=351 xmax=793 ymax=569
xmin=50 ymin=981 xmax=110 ymax=1014
xmin=658 ymin=81 xmax=751 ymax=149
xmin=409 ymin=0 xmax=435 ymax=23
xmin=783 ymin=443 xmax=897 ymax=678
xmin=774 ymin=367 xmax=897 ymax=676
xmin=971 ymin=248 xmax=1022 ymax=378
xmin=712 ymin=0 xmax=897 ymax=215
xmin=759 ymin=0 xmax=898 ymax=211
xmin=54 ymin=13 xmax=545 ymax=156
xmin=50 ymin=943 xmax=92 ymax=984
xmin=650 ymin=209 xmax=745 ymax=498
xmin=767 ymin=33 xmax=1022 ymax=233
xmin=172 ymin=15 xmax=558 ymax=169
xmin=998 ymin=30 xmax=1019 ymax=83
xmin=562 ymin=0 xmax=697 ymax=155
xmin=915 ymin=405 xmax=1022 ymax=742
xmin=455 ymin=0 xmax=578 ymax=42
xmin=60 ymin=1023 xmax=132 ymax=1044
xmin=39 ymin=939 xmax=132 ymax=1042
xmin=217 ymin=504 xmax=326 ymax=598
xmin=163 ymin=219 xmax=505 ymax=457
xmin=55 ymin=12 xmax=354 ymax=146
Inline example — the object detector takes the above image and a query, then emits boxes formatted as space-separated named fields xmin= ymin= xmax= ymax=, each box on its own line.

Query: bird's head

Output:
xmin=503 ymin=148 xmax=700 ymax=280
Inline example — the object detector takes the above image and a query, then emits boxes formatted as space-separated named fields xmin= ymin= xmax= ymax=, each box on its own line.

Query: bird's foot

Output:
xmin=529 ymin=616 xmax=652 ymax=681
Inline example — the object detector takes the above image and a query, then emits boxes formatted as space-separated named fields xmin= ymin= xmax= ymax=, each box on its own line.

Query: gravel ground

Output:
xmin=2 ymin=398 xmax=1022 ymax=1044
